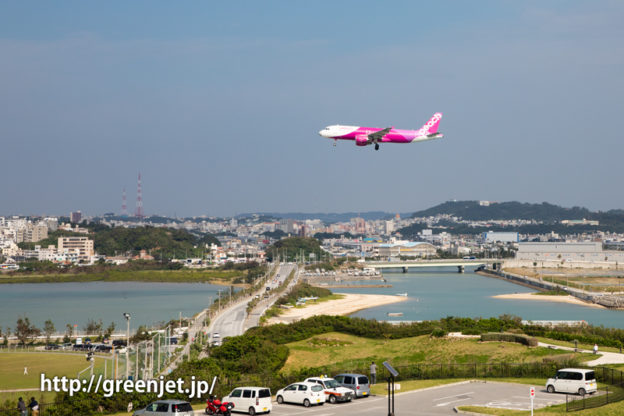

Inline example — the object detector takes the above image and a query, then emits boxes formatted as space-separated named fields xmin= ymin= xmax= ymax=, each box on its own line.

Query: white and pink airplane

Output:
xmin=319 ymin=112 xmax=443 ymax=150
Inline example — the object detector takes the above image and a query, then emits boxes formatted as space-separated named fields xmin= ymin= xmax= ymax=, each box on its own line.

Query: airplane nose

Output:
xmin=319 ymin=130 xmax=326 ymax=137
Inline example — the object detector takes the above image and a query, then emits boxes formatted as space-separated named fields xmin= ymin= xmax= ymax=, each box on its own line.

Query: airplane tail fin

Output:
xmin=417 ymin=112 xmax=443 ymax=136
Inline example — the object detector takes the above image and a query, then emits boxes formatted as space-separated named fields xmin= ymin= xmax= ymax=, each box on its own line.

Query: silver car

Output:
xmin=133 ymin=400 xmax=194 ymax=416
xmin=334 ymin=373 xmax=371 ymax=398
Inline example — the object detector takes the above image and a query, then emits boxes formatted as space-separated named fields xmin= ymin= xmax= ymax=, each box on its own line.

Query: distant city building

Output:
xmin=561 ymin=219 xmax=599 ymax=226
xmin=15 ymin=223 xmax=48 ymax=243
xmin=516 ymin=242 xmax=624 ymax=263
xmin=351 ymin=217 xmax=366 ymax=234
xmin=278 ymin=219 xmax=296 ymax=234
xmin=43 ymin=217 xmax=58 ymax=231
xmin=378 ymin=241 xmax=436 ymax=258
xmin=58 ymin=236 xmax=94 ymax=260
xmin=70 ymin=211 xmax=82 ymax=224
xmin=384 ymin=220 xmax=394 ymax=235
xmin=482 ymin=231 xmax=519 ymax=243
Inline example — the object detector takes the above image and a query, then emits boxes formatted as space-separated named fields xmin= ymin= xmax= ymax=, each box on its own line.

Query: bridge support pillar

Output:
xmin=402 ymin=266 xmax=408 ymax=273
xmin=457 ymin=265 xmax=464 ymax=273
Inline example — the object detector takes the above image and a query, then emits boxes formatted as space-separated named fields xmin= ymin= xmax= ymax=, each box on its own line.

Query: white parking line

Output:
xmin=432 ymin=391 xmax=474 ymax=401
xmin=435 ymin=397 xmax=471 ymax=407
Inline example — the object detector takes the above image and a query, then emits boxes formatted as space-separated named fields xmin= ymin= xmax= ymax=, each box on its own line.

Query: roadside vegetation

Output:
xmin=8 ymin=314 xmax=624 ymax=415
xmin=0 ymin=260 xmax=266 ymax=285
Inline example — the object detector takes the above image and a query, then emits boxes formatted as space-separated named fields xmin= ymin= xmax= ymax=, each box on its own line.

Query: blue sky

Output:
xmin=1 ymin=1 xmax=623 ymax=217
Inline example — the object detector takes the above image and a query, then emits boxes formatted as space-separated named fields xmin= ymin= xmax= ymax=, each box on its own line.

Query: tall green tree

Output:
xmin=15 ymin=317 xmax=41 ymax=345
xmin=43 ymin=320 xmax=56 ymax=344
xmin=83 ymin=319 xmax=103 ymax=338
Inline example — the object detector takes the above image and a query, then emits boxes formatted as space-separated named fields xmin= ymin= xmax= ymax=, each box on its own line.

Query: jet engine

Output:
xmin=355 ymin=135 xmax=369 ymax=146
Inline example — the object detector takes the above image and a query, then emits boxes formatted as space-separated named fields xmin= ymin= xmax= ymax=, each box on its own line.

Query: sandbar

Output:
xmin=266 ymin=293 xmax=408 ymax=324
xmin=493 ymin=293 xmax=605 ymax=309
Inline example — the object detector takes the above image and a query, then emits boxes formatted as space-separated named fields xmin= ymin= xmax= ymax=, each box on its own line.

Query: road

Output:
xmin=538 ymin=341 xmax=624 ymax=366
xmin=189 ymin=381 xmax=566 ymax=416
xmin=210 ymin=263 xmax=297 ymax=341
xmin=244 ymin=263 xmax=297 ymax=331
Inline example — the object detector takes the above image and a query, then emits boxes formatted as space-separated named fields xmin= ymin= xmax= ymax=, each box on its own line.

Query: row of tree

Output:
xmin=0 ymin=317 xmax=116 ymax=345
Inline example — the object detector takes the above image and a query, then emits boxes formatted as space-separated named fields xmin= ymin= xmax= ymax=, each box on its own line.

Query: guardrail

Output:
xmin=566 ymin=367 xmax=624 ymax=411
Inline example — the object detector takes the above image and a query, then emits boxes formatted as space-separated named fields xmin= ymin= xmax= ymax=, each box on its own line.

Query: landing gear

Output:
xmin=333 ymin=140 xmax=337 ymax=147
xmin=374 ymin=143 xmax=379 ymax=151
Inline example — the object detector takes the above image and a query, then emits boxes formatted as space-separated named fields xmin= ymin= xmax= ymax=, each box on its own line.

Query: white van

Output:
xmin=546 ymin=368 xmax=597 ymax=396
xmin=222 ymin=387 xmax=272 ymax=415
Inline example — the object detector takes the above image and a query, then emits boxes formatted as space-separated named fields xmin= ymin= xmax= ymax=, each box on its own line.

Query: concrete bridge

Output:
xmin=364 ymin=259 xmax=502 ymax=273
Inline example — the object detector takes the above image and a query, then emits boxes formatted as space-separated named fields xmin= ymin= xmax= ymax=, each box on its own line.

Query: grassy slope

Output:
xmin=282 ymin=332 xmax=581 ymax=372
xmin=0 ymin=352 xmax=108 ymax=390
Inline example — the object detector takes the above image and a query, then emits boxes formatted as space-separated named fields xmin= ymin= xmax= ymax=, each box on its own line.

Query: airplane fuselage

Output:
xmin=319 ymin=126 xmax=440 ymax=143
xmin=318 ymin=113 xmax=443 ymax=148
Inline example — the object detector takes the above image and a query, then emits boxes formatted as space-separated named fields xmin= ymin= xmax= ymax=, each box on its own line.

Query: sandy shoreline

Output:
xmin=493 ymin=293 xmax=606 ymax=309
xmin=266 ymin=293 xmax=408 ymax=324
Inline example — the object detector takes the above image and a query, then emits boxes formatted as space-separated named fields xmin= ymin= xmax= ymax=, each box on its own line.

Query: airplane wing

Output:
xmin=367 ymin=127 xmax=392 ymax=143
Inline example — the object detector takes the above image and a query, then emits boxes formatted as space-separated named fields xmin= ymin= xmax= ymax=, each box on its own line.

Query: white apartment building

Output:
xmin=58 ymin=236 xmax=94 ymax=260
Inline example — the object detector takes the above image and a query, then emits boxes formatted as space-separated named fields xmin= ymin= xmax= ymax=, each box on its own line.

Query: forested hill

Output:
xmin=411 ymin=201 xmax=593 ymax=221
xmin=87 ymin=224 xmax=220 ymax=257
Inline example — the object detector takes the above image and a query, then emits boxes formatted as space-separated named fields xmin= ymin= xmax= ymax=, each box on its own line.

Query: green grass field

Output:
xmin=0 ymin=352 xmax=110 ymax=390
xmin=282 ymin=332 xmax=583 ymax=372
xmin=0 ymin=269 xmax=243 ymax=284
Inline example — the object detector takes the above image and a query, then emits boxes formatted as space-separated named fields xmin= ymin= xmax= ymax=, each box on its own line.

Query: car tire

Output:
xmin=579 ymin=388 xmax=586 ymax=396
xmin=249 ymin=407 xmax=256 ymax=416
xmin=547 ymin=385 xmax=555 ymax=393
xmin=303 ymin=399 xmax=311 ymax=408
xmin=329 ymin=395 xmax=337 ymax=404
xmin=276 ymin=395 xmax=284 ymax=404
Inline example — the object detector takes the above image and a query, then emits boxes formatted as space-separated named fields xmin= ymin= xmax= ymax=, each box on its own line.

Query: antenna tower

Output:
xmin=121 ymin=188 xmax=128 ymax=216
xmin=135 ymin=173 xmax=144 ymax=219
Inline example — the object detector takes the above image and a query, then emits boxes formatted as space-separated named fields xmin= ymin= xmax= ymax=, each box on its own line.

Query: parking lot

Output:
xmin=193 ymin=381 xmax=568 ymax=416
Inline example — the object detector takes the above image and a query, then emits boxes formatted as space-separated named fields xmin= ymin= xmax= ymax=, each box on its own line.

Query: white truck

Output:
xmin=304 ymin=377 xmax=354 ymax=403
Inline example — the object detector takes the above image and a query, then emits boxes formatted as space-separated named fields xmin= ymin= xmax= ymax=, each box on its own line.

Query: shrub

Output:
xmin=481 ymin=332 xmax=538 ymax=347
xmin=431 ymin=328 xmax=446 ymax=338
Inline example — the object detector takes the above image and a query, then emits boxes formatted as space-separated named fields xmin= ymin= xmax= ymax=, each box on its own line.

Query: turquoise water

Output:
xmin=1 ymin=270 xmax=622 ymax=334
xmin=340 ymin=268 xmax=624 ymax=328
xmin=0 ymin=282 xmax=225 ymax=334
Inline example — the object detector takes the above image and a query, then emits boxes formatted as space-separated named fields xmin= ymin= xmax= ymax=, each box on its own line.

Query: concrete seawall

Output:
xmin=477 ymin=269 xmax=624 ymax=309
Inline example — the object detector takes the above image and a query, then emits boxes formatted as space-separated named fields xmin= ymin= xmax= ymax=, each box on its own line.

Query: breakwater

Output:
xmin=479 ymin=269 xmax=624 ymax=309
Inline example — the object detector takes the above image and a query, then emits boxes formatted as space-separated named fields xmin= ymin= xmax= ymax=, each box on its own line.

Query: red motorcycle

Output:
xmin=205 ymin=395 xmax=234 ymax=416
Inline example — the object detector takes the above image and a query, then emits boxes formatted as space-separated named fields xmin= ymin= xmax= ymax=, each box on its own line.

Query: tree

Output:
xmin=104 ymin=322 xmax=116 ymax=339
xmin=65 ymin=323 xmax=74 ymax=338
xmin=44 ymin=320 xmax=56 ymax=344
xmin=15 ymin=317 xmax=41 ymax=345
xmin=131 ymin=325 xmax=152 ymax=343
xmin=83 ymin=319 xmax=103 ymax=338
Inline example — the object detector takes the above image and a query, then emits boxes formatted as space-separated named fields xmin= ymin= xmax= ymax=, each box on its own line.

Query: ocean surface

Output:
xmin=0 ymin=281 xmax=226 ymax=334
xmin=1 ymin=268 xmax=623 ymax=334
xmin=340 ymin=267 xmax=624 ymax=328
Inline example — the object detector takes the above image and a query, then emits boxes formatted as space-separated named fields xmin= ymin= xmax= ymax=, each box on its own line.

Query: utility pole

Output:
xmin=123 ymin=313 xmax=131 ymax=379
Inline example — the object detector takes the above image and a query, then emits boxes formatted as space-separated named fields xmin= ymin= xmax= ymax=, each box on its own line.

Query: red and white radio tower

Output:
xmin=121 ymin=188 xmax=128 ymax=216
xmin=135 ymin=173 xmax=144 ymax=219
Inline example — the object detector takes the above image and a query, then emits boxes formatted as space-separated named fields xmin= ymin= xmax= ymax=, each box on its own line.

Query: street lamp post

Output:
xmin=123 ymin=313 xmax=131 ymax=379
